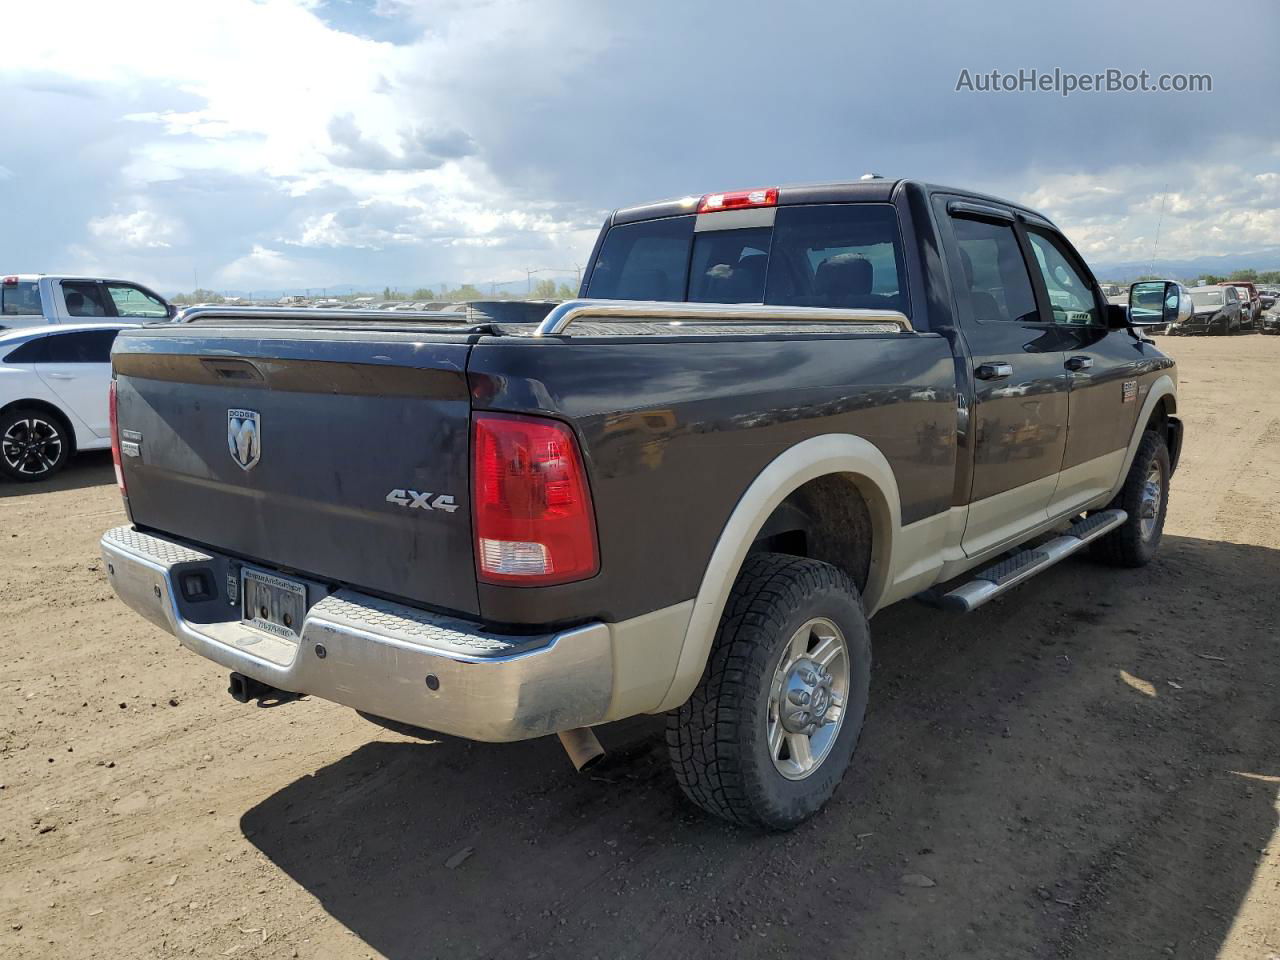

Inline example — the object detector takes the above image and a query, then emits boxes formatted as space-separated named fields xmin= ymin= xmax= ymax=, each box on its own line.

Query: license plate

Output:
xmin=241 ymin=568 xmax=307 ymax=640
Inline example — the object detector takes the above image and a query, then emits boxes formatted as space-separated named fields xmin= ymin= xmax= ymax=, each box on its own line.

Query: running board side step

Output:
xmin=936 ymin=510 xmax=1128 ymax=613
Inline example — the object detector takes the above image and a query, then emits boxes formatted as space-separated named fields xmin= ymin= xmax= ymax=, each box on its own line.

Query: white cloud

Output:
xmin=217 ymin=245 xmax=305 ymax=285
xmin=87 ymin=209 xmax=177 ymax=249
xmin=1016 ymin=161 xmax=1280 ymax=263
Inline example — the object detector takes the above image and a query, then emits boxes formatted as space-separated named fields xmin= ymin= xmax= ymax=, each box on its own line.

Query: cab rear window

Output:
xmin=585 ymin=203 xmax=908 ymax=315
xmin=1 ymin=281 xmax=42 ymax=317
xmin=586 ymin=216 xmax=694 ymax=301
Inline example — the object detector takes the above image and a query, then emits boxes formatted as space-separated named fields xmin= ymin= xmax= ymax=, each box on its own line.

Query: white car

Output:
xmin=0 ymin=323 xmax=136 ymax=481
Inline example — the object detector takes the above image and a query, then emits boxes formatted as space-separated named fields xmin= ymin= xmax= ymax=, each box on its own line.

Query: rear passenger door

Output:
xmin=936 ymin=199 xmax=1071 ymax=557
xmin=1022 ymin=225 xmax=1144 ymax=514
xmin=35 ymin=329 xmax=121 ymax=437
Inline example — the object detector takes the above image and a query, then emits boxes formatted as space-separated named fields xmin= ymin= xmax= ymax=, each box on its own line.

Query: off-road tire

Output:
xmin=1093 ymin=429 xmax=1170 ymax=567
xmin=666 ymin=553 xmax=871 ymax=830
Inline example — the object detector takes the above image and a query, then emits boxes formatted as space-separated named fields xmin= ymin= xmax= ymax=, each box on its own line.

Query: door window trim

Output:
xmin=59 ymin=280 xmax=119 ymax=319
xmin=944 ymin=201 xmax=1055 ymax=328
xmin=1021 ymin=225 xmax=1107 ymax=328
xmin=104 ymin=281 xmax=169 ymax=319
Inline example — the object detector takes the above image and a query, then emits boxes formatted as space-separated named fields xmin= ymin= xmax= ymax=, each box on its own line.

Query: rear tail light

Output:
xmin=472 ymin=413 xmax=598 ymax=585
xmin=697 ymin=187 xmax=778 ymax=214
xmin=108 ymin=379 xmax=126 ymax=497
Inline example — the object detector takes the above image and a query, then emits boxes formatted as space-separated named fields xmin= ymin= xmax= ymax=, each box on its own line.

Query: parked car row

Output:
xmin=1106 ymin=279 xmax=1277 ymax=336
xmin=1165 ymin=283 xmax=1268 ymax=335
xmin=0 ymin=275 xmax=177 ymax=480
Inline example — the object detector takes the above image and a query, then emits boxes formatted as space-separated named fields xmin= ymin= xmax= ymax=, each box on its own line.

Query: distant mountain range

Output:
xmin=1091 ymin=249 xmax=1280 ymax=282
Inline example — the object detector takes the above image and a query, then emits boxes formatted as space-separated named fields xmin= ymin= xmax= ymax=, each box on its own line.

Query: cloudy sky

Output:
xmin=2 ymin=0 xmax=1277 ymax=295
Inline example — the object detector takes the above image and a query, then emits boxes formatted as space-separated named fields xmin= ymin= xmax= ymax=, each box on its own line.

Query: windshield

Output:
xmin=585 ymin=203 xmax=909 ymax=314
xmin=1190 ymin=290 xmax=1223 ymax=308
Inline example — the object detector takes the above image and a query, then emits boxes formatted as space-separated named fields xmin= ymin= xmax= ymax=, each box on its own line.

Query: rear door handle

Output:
xmin=44 ymin=372 xmax=76 ymax=380
xmin=974 ymin=362 xmax=1012 ymax=381
xmin=1065 ymin=355 xmax=1094 ymax=372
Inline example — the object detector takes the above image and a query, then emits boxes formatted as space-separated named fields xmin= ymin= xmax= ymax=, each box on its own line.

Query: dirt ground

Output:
xmin=1 ymin=334 xmax=1278 ymax=960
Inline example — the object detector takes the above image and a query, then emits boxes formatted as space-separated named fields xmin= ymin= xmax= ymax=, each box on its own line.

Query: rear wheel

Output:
xmin=0 ymin=408 xmax=71 ymax=482
xmin=666 ymin=553 xmax=871 ymax=830
xmin=1093 ymin=430 xmax=1170 ymax=567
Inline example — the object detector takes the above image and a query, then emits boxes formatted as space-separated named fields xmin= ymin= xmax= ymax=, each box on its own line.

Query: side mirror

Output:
xmin=1176 ymin=290 xmax=1192 ymax=323
xmin=1128 ymin=280 xmax=1180 ymax=326
xmin=166 ymin=302 xmax=179 ymax=320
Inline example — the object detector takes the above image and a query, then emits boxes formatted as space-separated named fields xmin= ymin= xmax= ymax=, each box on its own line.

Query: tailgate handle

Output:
xmin=201 ymin=358 xmax=264 ymax=382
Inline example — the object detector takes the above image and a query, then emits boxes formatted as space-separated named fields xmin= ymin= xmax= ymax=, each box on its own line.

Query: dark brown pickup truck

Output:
xmin=102 ymin=178 xmax=1183 ymax=828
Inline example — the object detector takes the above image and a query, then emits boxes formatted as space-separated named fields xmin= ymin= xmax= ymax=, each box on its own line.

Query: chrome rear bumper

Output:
xmin=100 ymin=526 xmax=614 ymax=742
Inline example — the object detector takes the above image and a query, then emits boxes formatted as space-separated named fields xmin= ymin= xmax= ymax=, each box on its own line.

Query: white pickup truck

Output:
xmin=1 ymin=275 xmax=175 ymax=331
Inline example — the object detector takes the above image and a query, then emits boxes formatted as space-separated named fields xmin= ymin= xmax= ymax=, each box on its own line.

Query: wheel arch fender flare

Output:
xmin=1109 ymin=374 xmax=1176 ymax=500
xmin=654 ymin=433 xmax=901 ymax=713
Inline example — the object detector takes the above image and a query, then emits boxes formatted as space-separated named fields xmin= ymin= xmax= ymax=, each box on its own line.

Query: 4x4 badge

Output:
xmin=386 ymin=489 xmax=458 ymax=513
xmin=227 ymin=409 xmax=261 ymax=470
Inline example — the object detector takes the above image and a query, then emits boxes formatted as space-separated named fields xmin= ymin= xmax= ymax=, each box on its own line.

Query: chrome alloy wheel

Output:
xmin=767 ymin=617 xmax=850 ymax=780
xmin=1 ymin=418 xmax=63 ymax=477
xmin=1139 ymin=459 xmax=1164 ymax=541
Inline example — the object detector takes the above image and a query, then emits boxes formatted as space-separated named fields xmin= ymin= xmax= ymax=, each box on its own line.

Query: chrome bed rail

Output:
xmin=533 ymin=299 xmax=914 ymax=337
xmin=174 ymin=306 xmax=467 ymax=324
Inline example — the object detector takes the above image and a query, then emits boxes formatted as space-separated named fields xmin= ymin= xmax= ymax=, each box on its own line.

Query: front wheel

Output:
xmin=1093 ymin=430 xmax=1170 ymax=567
xmin=0 ymin=408 xmax=71 ymax=482
xmin=666 ymin=553 xmax=871 ymax=830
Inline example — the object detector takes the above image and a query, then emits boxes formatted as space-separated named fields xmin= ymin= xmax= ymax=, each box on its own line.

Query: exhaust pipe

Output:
xmin=227 ymin=672 xmax=273 ymax=704
xmin=557 ymin=727 xmax=605 ymax=772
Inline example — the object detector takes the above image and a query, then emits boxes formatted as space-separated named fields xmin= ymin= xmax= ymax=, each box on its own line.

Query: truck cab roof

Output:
xmin=611 ymin=178 xmax=1057 ymax=227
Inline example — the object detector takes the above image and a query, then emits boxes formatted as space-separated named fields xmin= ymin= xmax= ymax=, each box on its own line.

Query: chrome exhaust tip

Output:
xmin=557 ymin=727 xmax=605 ymax=772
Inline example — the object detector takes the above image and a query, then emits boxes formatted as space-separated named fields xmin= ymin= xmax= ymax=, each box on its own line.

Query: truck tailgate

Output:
xmin=112 ymin=328 xmax=479 ymax=616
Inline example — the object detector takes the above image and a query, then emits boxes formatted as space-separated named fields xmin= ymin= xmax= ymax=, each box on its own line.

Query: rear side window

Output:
xmin=62 ymin=282 xmax=112 ymax=318
xmin=43 ymin=329 xmax=120 ymax=363
xmin=950 ymin=217 xmax=1039 ymax=324
xmin=3 ymin=336 xmax=50 ymax=364
xmin=1 ymin=281 xmax=42 ymax=317
xmin=585 ymin=216 xmax=694 ymax=301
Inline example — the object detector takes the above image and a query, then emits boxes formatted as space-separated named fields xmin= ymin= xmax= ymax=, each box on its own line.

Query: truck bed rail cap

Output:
xmin=174 ymin=305 xmax=476 ymax=324
xmin=533 ymin=299 xmax=913 ymax=337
